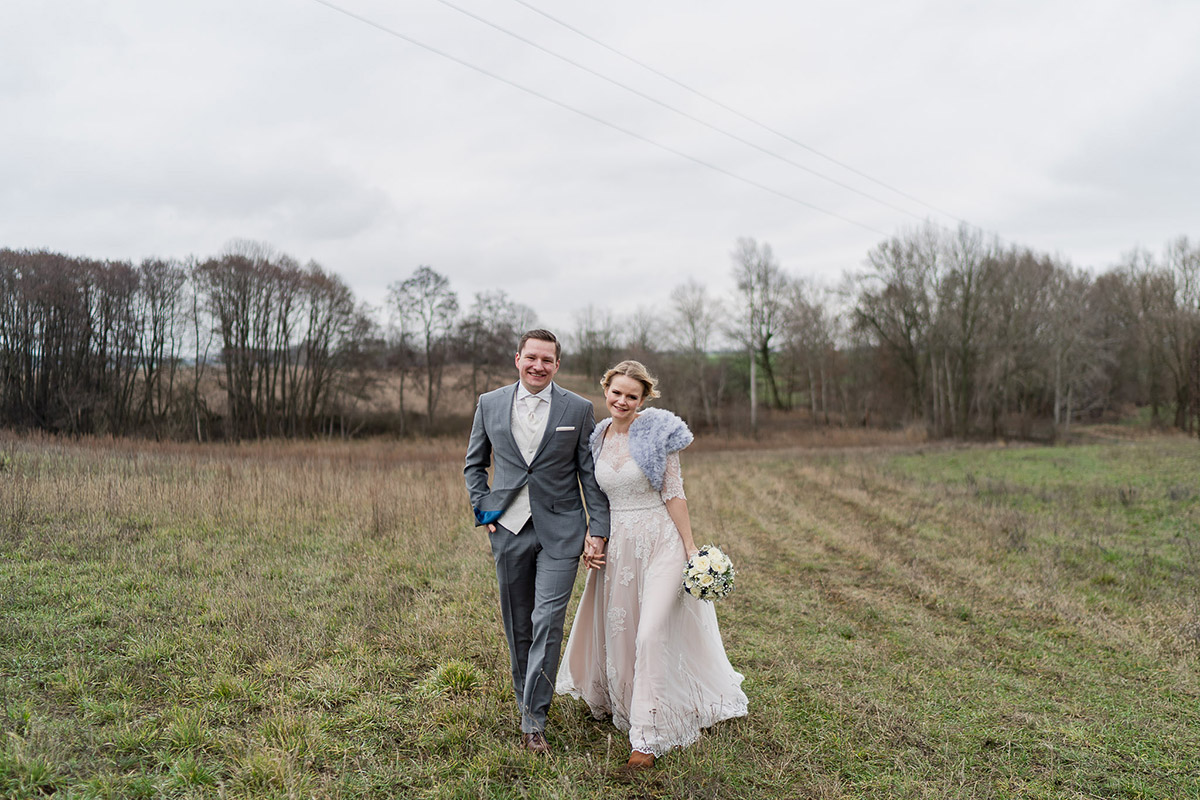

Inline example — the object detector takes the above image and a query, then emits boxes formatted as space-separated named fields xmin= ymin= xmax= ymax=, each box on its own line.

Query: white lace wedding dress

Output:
xmin=556 ymin=431 xmax=748 ymax=755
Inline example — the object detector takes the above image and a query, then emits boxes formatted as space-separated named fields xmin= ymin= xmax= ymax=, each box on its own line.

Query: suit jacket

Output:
xmin=464 ymin=382 xmax=610 ymax=559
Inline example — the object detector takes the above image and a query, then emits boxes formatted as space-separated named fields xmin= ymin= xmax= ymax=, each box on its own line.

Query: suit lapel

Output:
xmin=531 ymin=384 xmax=569 ymax=464
xmin=496 ymin=383 xmax=522 ymax=456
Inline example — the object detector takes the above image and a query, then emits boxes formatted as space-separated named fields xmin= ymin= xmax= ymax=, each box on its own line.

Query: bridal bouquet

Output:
xmin=682 ymin=545 xmax=735 ymax=601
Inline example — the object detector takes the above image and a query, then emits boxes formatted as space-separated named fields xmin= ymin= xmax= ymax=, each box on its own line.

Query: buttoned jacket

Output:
xmin=464 ymin=382 xmax=610 ymax=559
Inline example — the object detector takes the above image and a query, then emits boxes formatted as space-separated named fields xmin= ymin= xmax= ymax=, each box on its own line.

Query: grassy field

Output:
xmin=1 ymin=430 xmax=1198 ymax=799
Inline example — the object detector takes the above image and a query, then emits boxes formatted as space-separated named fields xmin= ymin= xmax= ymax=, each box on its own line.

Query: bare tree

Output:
xmin=783 ymin=278 xmax=837 ymax=425
xmin=1088 ymin=269 xmax=1143 ymax=411
xmin=195 ymin=242 xmax=328 ymax=439
xmin=184 ymin=257 xmax=217 ymax=442
xmin=136 ymin=258 xmax=187 ymax=437
xmin=1125 ymin=247 xmax=1178 ymax=427
xmin=387 ymin=265 xmax=459 ymax=435
xmin=195 ymin=251 xmax=268 ymax=439
xmin=457 ymin=290 xmax=537 ymax=399
xmin=1043 ymin=266 xmax=1113 ymax=432
xmin=1191 ymin=339 xmax=1200 ymax=436
xmin=852 ymin=231 xmax=936 ymax=424
xmin=0 ymin=251 xmax=21 ymax=424
xmin=935 ymin=225 xmax=996 ymax=437
xmin=386 ymin=311 xmax=416 ymax=437
xmin=1160 ymin=237 xmax=1200 ymax=431
xmin=730 ymin=238 xmax=790 ymax=431
xmin=296 ymin=262 xmax=364 ymax=436
xmin=668 ymin=279 xmax=725 ymax=429
xmin=624 ymin=306 xmax=660 ymax=359
xmin=977 ymin=247 xmax=1060 ymax=436
xmin=570 ymin=304 xmax=619 ymax=383
xmin=327 ymin=306 xmax=382 ymax=438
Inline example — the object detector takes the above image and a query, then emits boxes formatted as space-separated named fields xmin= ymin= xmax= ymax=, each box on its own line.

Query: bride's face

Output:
xmin=605 ymin=374 xmax=644 ymax=423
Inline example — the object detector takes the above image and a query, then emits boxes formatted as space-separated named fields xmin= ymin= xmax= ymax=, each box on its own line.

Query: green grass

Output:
xmin=1 ymin=433 xmax=1198 ymax=798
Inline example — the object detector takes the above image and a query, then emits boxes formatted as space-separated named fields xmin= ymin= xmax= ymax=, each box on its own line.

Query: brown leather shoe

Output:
xmin=522 ymin=731 xmax=550 ymax=755
xmin=626 ymin=750 xmax=655 ymax=768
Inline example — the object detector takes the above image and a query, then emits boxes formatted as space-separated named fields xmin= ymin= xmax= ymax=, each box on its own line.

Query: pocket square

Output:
xmin=555 ymin=426 xmax=576 ymax=432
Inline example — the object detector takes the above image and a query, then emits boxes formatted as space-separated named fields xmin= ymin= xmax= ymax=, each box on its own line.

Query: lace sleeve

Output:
xmin=660 ymin=451 xmax=686 ymax=501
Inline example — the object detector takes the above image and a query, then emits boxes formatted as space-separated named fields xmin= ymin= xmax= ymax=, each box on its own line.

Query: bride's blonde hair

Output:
xmin=600 ymin=360 xmax=661 ymax=401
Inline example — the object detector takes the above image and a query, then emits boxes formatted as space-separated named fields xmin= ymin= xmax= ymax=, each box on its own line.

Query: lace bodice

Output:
xmin=595 ymin=431 xmax=685 ymax=508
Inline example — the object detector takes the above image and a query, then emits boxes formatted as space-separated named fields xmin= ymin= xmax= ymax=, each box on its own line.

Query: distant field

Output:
xmin=1 ymin=432 xmax=1197 ymax=799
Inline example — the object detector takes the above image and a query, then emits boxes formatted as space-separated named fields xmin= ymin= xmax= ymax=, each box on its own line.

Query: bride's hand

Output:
xmin=583 ymin=535 xmax=607 ymax=570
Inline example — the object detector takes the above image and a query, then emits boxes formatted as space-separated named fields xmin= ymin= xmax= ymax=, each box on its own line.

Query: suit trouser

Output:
xmin=490 ymin=520 xmax=579 ymax=733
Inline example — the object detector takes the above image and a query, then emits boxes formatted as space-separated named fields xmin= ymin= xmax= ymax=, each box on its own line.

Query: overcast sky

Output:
xmin=4 ymin=0 xmax=1199 ymax=333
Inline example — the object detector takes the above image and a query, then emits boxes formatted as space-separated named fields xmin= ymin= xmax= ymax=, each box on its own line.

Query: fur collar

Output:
xmin=589 ymin=407 xmax=693 ymax=491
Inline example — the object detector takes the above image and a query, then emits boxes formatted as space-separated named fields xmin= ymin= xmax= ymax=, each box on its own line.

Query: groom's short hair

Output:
xmin=518 ymin=329 xmax=560 ymax=361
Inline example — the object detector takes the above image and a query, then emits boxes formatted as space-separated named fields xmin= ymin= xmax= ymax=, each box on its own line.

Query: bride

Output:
xmin=556 ymin=360 xmax=748 ymax=768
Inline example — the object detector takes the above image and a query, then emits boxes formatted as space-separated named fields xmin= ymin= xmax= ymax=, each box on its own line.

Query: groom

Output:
xmin=464 ymin=329 xmax=609 ymax=754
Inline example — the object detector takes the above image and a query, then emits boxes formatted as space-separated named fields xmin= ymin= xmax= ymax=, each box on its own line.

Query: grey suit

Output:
xmin=464 ymin=382 xmax=609 ymax=733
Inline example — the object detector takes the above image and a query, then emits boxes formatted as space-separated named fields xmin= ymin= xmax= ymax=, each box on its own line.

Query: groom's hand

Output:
xmin=583 ymin=535 xmax=606 ymax=570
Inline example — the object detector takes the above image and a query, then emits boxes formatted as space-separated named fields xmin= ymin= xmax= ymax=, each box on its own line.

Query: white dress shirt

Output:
xmin=497 ymin=383 xmax=552 ymax=533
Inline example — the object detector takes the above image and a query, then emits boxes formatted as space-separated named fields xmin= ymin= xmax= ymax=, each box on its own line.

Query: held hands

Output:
xmin=582 ymin=535 xmax=607 ymax=570
xmin=486 ymin=522 xmax=605 ymax=570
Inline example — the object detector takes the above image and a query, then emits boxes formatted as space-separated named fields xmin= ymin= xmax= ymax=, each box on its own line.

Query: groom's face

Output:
xmin=516 ymin=339 xmax=560 ymax=394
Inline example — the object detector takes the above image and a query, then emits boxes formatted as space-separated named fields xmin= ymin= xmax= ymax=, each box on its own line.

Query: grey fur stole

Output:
xmin=589 ymin=407 xmax=693 ymax=491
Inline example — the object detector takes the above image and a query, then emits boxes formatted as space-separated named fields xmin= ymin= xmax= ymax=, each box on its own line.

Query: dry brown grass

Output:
xmin=2 ymin=429 xmax=1198 ymax=798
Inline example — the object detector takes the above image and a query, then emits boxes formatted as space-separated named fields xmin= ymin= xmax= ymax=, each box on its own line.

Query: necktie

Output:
xmin=526 ymin=395 xmax=540 ymax=425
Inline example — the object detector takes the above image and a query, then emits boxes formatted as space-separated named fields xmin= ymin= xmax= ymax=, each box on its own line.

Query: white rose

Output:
xmin=710 ymin=553 xmax=730 ymax=572
xmin=696 ymin=572 xmax=715 ymax=588
xmin=691 ymin=555 xmax=711 ymax=573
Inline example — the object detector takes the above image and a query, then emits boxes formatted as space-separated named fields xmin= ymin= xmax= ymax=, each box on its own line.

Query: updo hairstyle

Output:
xmin=600 ymin=360 xmax=661 ymax=401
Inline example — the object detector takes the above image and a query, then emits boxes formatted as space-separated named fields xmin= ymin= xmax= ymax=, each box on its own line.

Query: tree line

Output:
xmin=849 ymin=227 xmax=1200 ymax=437
xmin=549 ymin=228 xmax=1199 ymax=440
xmin=0 ymin=242 xmax=372 ymax=440
xmin=2 ymin=228 xmax=1198 ymax=440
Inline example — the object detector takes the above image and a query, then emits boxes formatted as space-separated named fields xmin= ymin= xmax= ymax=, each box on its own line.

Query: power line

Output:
xmin=432 ymin=0 xmax=929 ymax=225
xmin=507 ymin=0 xmax=974 ymax=230
xmin=308 ymin=0 xmax=891 ymax=236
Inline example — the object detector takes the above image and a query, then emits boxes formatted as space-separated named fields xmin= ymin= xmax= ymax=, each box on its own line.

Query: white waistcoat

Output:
xmin=497 ymin=392 xmax=549 ymax=533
